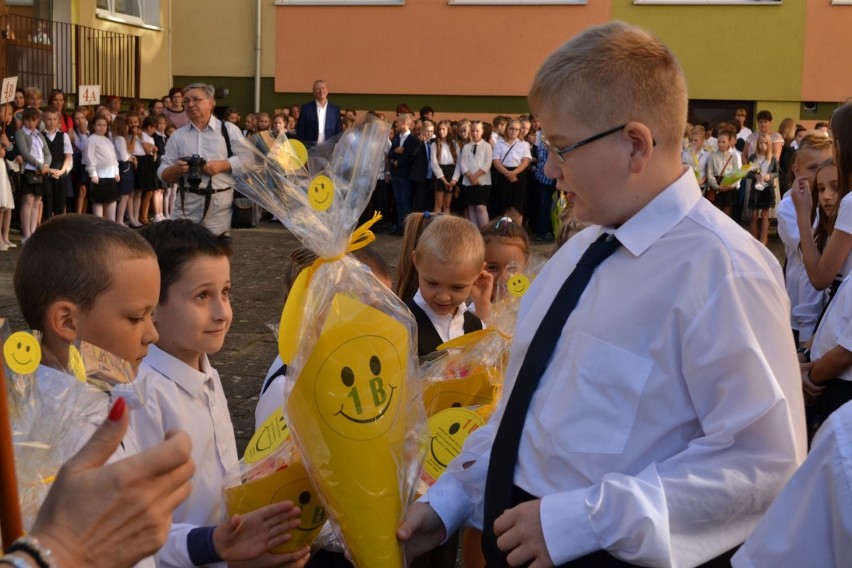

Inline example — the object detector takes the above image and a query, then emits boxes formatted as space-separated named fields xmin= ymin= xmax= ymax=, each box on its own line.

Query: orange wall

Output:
xmin=802 ymin=2 xmax=852 ymax=102
xmin=275 ymin=2 xmax=610 ymax=97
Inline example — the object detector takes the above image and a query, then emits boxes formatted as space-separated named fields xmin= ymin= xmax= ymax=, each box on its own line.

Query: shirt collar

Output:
xmin=188 ymin=114 xmax=221 ymax=133
xmin=605 ymin=167 xmax=702 ymax=258
xmin=413 ymin=289 xmax=468 ymax=321
xmin=143 ymin=344 xmax=213 ymax=397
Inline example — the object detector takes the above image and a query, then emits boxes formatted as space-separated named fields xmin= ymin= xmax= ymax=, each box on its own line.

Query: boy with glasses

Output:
xmin=399 ymin=21 xmax=805 ymax=568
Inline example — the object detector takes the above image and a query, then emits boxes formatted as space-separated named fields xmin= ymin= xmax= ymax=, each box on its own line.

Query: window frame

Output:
xmin=96 ymin=0 xmax=162 ymax=30
xmin=274 ymin=0 xmax=404 ymax=5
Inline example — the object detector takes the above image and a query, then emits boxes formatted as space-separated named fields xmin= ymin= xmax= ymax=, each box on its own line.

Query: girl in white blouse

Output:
xmin=492 ymin=118 xmax=532 ymax=224
xmin=453 ymin=121 xmax=492 ymax=227
xmin=431 ymin=120 xmax=459 ymax=214
xmin=84 ymin=115 xmax=120 ymax=220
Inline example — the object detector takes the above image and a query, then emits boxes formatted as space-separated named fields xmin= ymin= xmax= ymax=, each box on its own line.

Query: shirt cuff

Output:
xmin=419 ymin=473 xmax=475 ymax=543
xmin=187 ymin=526 xmax=222 ymax=566
xmin=540 ymin=489 xmax=601 ymax=565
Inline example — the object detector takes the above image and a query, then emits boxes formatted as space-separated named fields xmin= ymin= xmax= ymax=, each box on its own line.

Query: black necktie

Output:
xmin=481 ymin=232 xmax=622 ymax=567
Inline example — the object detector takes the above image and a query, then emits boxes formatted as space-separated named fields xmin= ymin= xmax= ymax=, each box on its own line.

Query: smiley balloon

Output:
xmin=3 ymin=331 xmax=42 ymax=375
xmin=307 ymin=174 xmax=334 ymax=212
xmin=287 ymin=293 xmax=409 ymax=567
xmin=507 ymin=274 xmax=531 ymax=298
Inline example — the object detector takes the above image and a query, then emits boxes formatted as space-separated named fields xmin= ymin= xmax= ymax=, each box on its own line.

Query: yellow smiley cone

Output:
xmin=225 ymin=461 xmax=326 ymax=553
xmin=287 ymin=293 xmax=409 ymax=566
xmin=423 ymin=407 xmax=485 ymax=486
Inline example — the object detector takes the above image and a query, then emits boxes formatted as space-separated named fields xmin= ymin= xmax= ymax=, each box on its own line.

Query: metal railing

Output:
xmin=0 ymin=14 xmax=140 ymax=101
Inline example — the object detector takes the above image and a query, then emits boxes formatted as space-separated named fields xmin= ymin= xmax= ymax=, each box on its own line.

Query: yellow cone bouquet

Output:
xmin=233 ymin=117 xmax=426 ymax=566
xmin=419 ymin=256 xmax=546 ymax=487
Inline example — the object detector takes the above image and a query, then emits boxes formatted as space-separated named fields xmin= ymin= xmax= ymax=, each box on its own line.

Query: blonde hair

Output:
xmin=754 ymin=133 xmax=773 ymax=160
xmin=528 ymin=21 xmax=687 ymax=152
xmin=415 ymin=215 xmax=484 ymax=268
xmin=394 ymin=212 xmax=440 ymax=302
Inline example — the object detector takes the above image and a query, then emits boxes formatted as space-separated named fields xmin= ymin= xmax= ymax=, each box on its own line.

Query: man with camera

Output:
xmin=159 ymin=83 xmax=249 ymax=236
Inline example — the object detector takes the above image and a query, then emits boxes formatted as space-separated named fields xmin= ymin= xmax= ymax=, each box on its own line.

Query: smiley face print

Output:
xmin=314 ymin=334 xmax=404 ymax=441
xmin=307 ymin=174 xmax=334 ymax=212
xmin=423 ymin=407 xmax=485 ymax=484
xmin=3 ymin=331 xmax=42 ymax=375
xmin=507 ymin=274 xmax=531 ymax=298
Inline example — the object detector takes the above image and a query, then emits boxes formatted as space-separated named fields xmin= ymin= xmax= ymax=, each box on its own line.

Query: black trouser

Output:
xmin=42 ymin=174 xmax=68 ymax=220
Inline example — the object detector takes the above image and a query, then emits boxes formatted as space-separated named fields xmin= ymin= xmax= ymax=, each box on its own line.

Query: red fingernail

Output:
xmin=109 ymin=397 xmax=126 ymax=421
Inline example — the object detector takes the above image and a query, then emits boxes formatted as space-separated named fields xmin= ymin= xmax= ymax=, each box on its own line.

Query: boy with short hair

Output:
xmin=130 ymin=220 xmax=309 ymax=568
xmin=41 ymin=108 xmax=73 ymax=220
xmin=400 ymin=21 xmax=805 ymax=567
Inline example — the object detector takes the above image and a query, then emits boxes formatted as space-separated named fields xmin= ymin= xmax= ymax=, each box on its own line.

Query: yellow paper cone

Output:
xmin=225 ymin=461 xmax=327 ymax=553
xmin=287 ymin=293 xmax=409 ymax=566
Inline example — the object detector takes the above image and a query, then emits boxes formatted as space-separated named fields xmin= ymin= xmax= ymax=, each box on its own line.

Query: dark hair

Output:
xmin=168 ymin=87 xmax=183 ymax=98
xmin=479 ymin=216 xmax=531 ymax=257
xmin=756 ymin=110 xmax=773 ymax=122
xmin=815 ymin=121 xmax=830 ymax=130
xmin=14 ymin=215 xmax=154 ymax=330
xmin=141 ymin=115 xmax=158 ymax=130
xmin=352 ymin=246 xmax=391 ymax=287
xmin=810 ymin=158 xmax=838 ymax=252
xmin=21 ymin=106 xmax=40 ymax=122
xmin=419 ymin=105 xmax=434 ymax=117
xmin=139 ymin=220 xmax=232 ymax=304
xmin=832 ymin=103 xmax=852 ymax=197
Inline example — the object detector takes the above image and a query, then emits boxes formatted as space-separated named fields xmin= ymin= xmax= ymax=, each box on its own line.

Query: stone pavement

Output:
xmin=0 ymin=218 xmax=785 ymax=454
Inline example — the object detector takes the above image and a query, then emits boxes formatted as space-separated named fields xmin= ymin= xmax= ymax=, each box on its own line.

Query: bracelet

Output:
xmin=9 ymin=537 xmax=54 ymax=568
xmin=0 ymin=554 xmax=34 ymax=568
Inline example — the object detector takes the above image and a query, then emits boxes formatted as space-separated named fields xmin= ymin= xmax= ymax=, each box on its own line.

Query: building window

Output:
xmin=448 ymin=0 xmax=585 ymax=4
xmin=274 ymin=0 xmax=403 ymax=5
xmin=633 ymin=0 xmax=779 ymax=4
xmin=96 ymin=0 xmax=161 ymax=29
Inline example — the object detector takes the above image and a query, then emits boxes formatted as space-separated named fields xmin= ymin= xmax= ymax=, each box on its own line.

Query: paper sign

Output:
xmin=1 ymin=77 xmax=18 ymax=105
xmin=78 ymin=85 xmax=101 ymax=106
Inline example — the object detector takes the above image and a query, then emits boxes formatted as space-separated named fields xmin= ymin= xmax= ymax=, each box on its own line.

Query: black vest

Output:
xmin=406 ymin=299 xmax=483 ymax=358
xmin=44 ymin=131 xmax=66 ymax=170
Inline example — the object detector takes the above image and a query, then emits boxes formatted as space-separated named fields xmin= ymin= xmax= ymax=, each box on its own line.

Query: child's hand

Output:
xmin=506 ymin=172 xmax=518 ymax=183
xmin=39 ymin=163 xmax=49 ymax=174
xmin=228 ymin=546 xmax=311 ymax=568
xmin=493 ymin=499 xmax=554 ymax=567
xmin=470 ymin=269 xmax=494 ymax=321
xmin=212 ymin=502 xmax=302 ymax=563
xmin=397 ymin=502 xmax=447 ymax=562
xmin=394 ymin=146 xmax=405 ymax=155
xmin=91 ymin=175 xmax=99 ymax=185
xmin=791 ymin=175 xmax=812 ymax=219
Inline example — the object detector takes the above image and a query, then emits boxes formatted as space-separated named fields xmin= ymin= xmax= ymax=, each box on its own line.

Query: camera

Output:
xmin=180 ymin=155 xmax=207 ymax=188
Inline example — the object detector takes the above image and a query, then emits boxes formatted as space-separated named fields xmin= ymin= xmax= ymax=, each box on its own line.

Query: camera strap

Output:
xmin=179 ymin=120 xmax=235 ymax=221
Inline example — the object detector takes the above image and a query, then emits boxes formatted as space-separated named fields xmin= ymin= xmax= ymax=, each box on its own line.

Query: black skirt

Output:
xmin=134 ymin=154 xmax=157 ymax=192
xmin=90 ymin=177 xmax=120 ymax=203
xmin=495 ymin=170 xmax=528 ymax=214
xmin=433 ymin=164 xmax=455 ymax=192
xmin=462 ymin=183 xmax=490 ymax=206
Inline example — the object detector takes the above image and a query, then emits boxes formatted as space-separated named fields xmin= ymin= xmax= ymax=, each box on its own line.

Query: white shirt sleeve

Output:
xmin=732 ymin=402 xmax=852 ymax=568
xmin=833 ymin=192 xmax=852 ymax=235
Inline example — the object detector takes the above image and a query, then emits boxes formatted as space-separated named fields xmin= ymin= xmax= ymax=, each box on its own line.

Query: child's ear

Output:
xmin=411 ymin=250 xmax=419 ymax=270
xmin=45 ymin=300 xmax=79 ymax=343
xmin=625 ymin=121 xmax=654 ymax=174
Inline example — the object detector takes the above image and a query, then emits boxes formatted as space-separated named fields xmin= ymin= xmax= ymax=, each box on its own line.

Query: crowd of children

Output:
xmin=9 ymin=23 xmax=852 ymax=566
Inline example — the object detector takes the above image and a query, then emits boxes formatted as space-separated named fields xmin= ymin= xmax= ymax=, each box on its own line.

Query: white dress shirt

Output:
xmin=493 ymin=139 xmax=532 ymax=168
xmin=430 ymin=140 xmax=458 ymax=179
xmin=129 ymin=345 xmax=238 ymax=568
xmin=810 ymin=274 xmax=852 ymax=382
xmin=777 ymin=193 xmax=825 ymax=341
xmin=158 ymin=115 xmax=246 ymax=190
xmin=84 ymin=134 xmax=119 ymax=179
xmin=732 ymin=400 xmax=852 ymax=568
xmin=412 ymin=289 xmax=471 ymax=344
xmin=828 ymin=191 xmax=852 ymax=280
xmin=423 ymin=169 xmax=806 ymax=567
xmin=316 ymin=101 xmax=328 ymax=143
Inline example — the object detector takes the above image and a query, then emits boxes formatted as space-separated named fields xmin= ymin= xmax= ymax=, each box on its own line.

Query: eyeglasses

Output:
xmin=541 ymin=124 xmax=628 ymax=164
xmin=184 ymin=97 xmax=211 ymax=105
